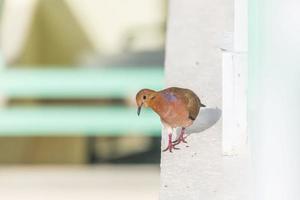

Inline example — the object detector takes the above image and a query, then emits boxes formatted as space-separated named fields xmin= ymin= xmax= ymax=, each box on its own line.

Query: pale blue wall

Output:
xmin=249 ymin=0 xmax=300 ymax=199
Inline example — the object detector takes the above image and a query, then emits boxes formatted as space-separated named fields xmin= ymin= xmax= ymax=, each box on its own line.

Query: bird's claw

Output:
xmin=163 ymin=143 xmax=180 ymax=152
xmin=172 ymin=139 xmax=178 ymax=143
xmin=172 ymin=136 xmax=188 ymax=146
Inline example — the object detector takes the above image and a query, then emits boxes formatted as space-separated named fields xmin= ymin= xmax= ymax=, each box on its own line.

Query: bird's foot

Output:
xmin=173 ymin=135 xmax=188 ymax=146
xmin=172 ymin=127 xmax=187 ymax=146
xmin=163 ymin=142 xmax=180 ymax=153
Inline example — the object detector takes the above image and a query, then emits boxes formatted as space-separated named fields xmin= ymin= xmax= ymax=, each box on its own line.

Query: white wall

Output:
xmin=160 ymin=0 xmax=233 ymax=199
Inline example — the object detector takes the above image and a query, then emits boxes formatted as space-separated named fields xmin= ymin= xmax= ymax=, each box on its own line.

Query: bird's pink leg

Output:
xmin=173 ymin=127 xmax=187 ymax=146
xmin=163 ymin=133 xmax=180 ymax=152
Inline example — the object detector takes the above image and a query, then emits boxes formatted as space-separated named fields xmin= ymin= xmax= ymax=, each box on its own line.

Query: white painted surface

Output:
xmin=161 ymin=0 xmax=233 ymax=199
xmin=221 ymin=1 xmax=249 ymax=199
xmin=234 ymin=0 xmax=248 ymax=52
xmin=222 ymin=52 xmax=235 ymax=154
xmin=222 ymin=0 xmax=248 ymax=156
xmin=222 ymin=52 xmax=247 ymax=155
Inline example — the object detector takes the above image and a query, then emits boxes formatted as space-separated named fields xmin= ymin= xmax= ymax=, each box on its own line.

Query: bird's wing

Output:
xmin=165 ymin=87 xmax=201 ymax=120
xmin=182 ymin=89 xmax=201 ymax=120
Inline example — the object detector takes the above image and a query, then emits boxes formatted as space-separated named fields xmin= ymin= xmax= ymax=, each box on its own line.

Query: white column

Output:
xmin=221 ymin=1 xmax=250 ymax=199
xmin=222 ymin=0 xmax=248 ymax=155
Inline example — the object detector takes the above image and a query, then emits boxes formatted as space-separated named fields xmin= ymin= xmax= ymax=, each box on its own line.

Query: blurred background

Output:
xmin=0 ymin=0 xmax=166 ymax=199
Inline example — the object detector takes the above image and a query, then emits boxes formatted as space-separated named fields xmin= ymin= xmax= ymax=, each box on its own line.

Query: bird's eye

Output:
xmin=143 ymin=95 xmax=147 ymax=100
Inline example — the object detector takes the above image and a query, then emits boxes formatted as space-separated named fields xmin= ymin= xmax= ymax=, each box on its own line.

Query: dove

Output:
xmin=136 ymin=87 xmax=205 ymax=152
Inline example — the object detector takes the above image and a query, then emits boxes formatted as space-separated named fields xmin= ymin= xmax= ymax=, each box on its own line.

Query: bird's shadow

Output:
xmin=175 ymin=107 xmax=222 ymax=137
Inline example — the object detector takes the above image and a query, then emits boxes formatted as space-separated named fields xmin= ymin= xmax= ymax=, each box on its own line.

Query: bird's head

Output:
xmin=136 ymin=89 xmax=156 ymax=116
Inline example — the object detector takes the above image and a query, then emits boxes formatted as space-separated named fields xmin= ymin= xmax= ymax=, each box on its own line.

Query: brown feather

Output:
xmin=164 ymin=87 xmax=202 ymax=121
xmin=136 ymin=87 xmax=205 ymax=128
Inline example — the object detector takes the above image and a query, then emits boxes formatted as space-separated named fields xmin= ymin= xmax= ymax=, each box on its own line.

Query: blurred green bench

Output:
xmin=0 ymin=67 xmax=163 ymax=136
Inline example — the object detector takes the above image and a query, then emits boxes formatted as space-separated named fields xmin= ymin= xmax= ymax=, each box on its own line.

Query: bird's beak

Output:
xmin=137 ymin=103 xmax=143 ymax=116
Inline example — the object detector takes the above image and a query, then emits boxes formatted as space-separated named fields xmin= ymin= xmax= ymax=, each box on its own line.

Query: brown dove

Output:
xmin=136 ymin=87 xmax=206 ymax=152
